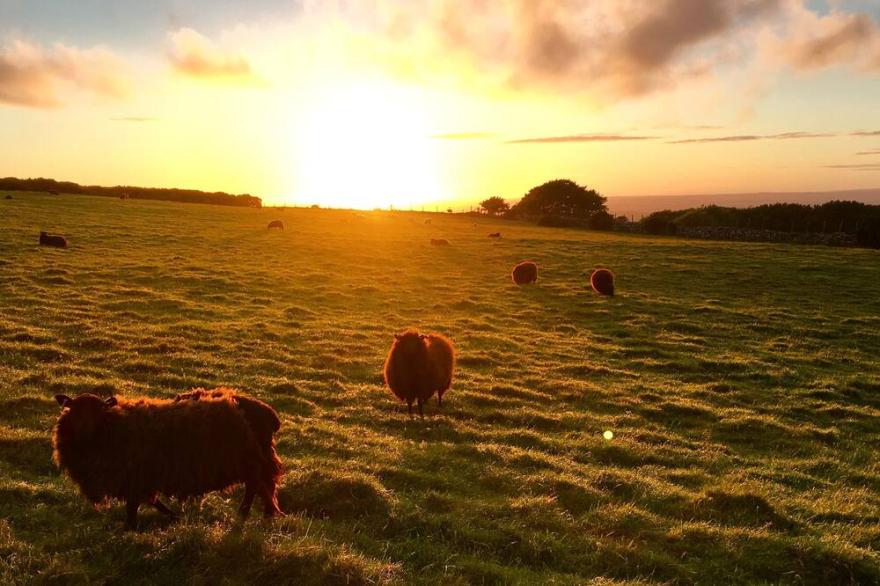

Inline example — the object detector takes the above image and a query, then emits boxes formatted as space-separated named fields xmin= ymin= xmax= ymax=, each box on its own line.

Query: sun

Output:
xmin=289 ymin=81 xmax=447 ymax=210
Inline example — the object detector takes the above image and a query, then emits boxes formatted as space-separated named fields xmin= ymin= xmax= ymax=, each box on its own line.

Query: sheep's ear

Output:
xmin=104 ymin=396 xmax=118 ymax=408
xmin=419 ymin=334 xmax=428 ymax=340
xmin=55 ymin=394 xmax=71 ymax=408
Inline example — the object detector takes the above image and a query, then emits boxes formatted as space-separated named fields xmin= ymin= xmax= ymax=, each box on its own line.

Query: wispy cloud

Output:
xmin=857 ymin=150 xmax=880 ymax=156
xmin=852 ymin=130 xmax=880 ymax=136
xmin=0 ymin=39 xmax=128 ymax=108
xmin=670 ymin=131 xmax=835 ymax=144
xmin=825 ymin=164 xmax=880 ymax=170
xmin=429 ymin=132 xmax=495 ymax=140
xmin=168 ymin=28 xmax=258 ymax=83
xmin=506 ymin=133 xmax=658 ymax=144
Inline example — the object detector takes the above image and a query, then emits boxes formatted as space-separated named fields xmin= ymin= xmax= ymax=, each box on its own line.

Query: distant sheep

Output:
xmin=488 ymin=232 xmax=502 ymax=238
xmin=4 ymin=195 xmax=11 ymax=200
xmin=384 ymin=330 xmax=456 ymax=417
xmin=512 ymin=261 xmax=538 ymax=285
xmin=53 ymin=391 xmax=284 ymax=529
xmin=424 ymin=219 xmax=432 ymax=225
xmin=590 ymin=268 xmax=615 ymax=296
xmin=39 ymin=231 xmax=67 ymax=248
xmin=430 ymin=238 xmax=450 ymax=246
xmin=267 ymin=220 xmax=284 ymax=231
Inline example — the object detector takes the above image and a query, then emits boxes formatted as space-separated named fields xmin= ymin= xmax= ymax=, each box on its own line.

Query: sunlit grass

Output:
xmin=0 ymin=191 xmax=878 ymax=584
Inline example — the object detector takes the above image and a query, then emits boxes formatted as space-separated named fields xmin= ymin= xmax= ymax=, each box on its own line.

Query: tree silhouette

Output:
xmin=479 ymin=196 xmax=510 ymax=216
xmin=511 ymin=179 xmax=606 ymax=219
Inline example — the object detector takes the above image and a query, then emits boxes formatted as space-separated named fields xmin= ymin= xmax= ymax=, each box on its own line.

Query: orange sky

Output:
xmin=1 ymin=1 xmax=879 ymax=209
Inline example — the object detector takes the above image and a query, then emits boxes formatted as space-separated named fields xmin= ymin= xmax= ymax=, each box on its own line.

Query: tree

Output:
xmin=479 ymin=196 xmax=510 ymax=216
xmin=511 ymin=179 xmax=606 ymax=219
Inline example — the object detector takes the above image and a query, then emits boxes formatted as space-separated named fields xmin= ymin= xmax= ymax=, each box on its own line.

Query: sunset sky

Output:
xmin=1 ymin=0 xmax=879 ymax=209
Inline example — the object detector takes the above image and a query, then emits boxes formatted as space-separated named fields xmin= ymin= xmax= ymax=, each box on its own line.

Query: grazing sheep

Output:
xmin=512 ymin=261 xmax=538 ymax=285
xmin=590 ymin=268 xmax=615 ymax=296
xmin=39 ymin=231 xmax=67 ymax=248
xmin=4 ymin=195 xmax=11 ymax=200
xmin=53 ymin=392 xmax=284 ymax=529
xmin=384 ymin=330 xmax=456 ymax=417
xmin=267 ymin=220 xmax=284 ymax=231
xmin=424 ymin=219 xmax=432 ymax=224
xmin=430 ymin=238 xmax=450 ymax=246
xmin=488 ymin=232 xmax=502 ymax=238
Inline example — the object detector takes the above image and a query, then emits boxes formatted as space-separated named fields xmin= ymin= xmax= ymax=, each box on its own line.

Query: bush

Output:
xmin=588 ymin=210 xmax=614 ymax=231
xmin=642 ymin=210 xmax=681 ymax=235
xmin=536 ymin=215 xmax=588 ymax=229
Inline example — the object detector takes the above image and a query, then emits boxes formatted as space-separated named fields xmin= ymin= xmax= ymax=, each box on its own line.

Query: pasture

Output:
xmin=0 ymin=192 xmax=878 ymax=584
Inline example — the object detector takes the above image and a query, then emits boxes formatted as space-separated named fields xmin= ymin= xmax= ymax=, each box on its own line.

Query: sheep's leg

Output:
xmin=417 ymin=398 xmax=424 ymax=418
xmin=260 ymin=483 xmax=284 ymax=518
xmin=125 ymin=500 xmax=140 ymax=530
xmin=239 ymin=483 xmax=256 ymax=519
xmin=149 ymin=497 xmax=176 ymax=517
xmin=407 ymin=400 xmax=413 ymax=417
xmin=438 ymin=392 xmax=443 ymax=408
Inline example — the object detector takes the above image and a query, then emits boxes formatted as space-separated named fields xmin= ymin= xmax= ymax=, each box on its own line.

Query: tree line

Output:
xmin=478 ymin=180 xmax=880 ymax=248
xmin=0 ymin=177 xmax=262 ymax=208
xmin=641 ymin=201 xmax=880 ymax=248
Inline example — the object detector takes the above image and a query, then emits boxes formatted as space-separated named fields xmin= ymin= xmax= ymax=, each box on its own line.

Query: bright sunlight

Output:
xmin=290 ymin=81 xmax=447 ymax=210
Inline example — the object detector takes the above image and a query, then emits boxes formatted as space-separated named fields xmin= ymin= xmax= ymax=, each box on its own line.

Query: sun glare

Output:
xmin=290 ymin=81 xmax=447 ymax=210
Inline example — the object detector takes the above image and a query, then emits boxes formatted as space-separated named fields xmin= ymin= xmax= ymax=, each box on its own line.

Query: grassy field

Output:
xmin=1 ymin=191 xmax=878 ymax=585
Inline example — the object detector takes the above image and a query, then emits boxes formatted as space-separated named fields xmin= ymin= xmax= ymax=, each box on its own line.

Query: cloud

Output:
xmin=605 ymin=0 xmax=782 ymax=95
xmin=825 ymin=164 xmax=880 ymax=170
xmin=773 ymin=6 xmax=880 ymax=73
xmin=362 ymin=0 xmax=788 ymax=100
xmin=0 ymin=40 xmax=128 ymax=108
xmin=670 ymin=131 xmax=835 ymax=144
xmin=168 ymin=28 xmax=258 ymax=82
xmin=506 ymin=133 xmax=658 ymax=144
xmin=857 ymin=150 xmax=880 ymax=156
xmin=429 ymin=132 xmax=495 ymax=140
xmin=852 ymin=130 xmax=880 ymax=136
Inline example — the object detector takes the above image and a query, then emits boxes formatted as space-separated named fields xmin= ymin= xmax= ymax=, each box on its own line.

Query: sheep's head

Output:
xmin=55 ymin=394 xmax=117 ymax=437
xmin=392 ymin=330 xmax=429 ymax=355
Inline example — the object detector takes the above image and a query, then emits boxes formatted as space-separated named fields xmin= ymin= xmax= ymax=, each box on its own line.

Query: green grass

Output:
xmin=1 ymin=191 xmax=878 ymax=585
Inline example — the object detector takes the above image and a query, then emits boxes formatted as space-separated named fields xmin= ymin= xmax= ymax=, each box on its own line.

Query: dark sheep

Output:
xmin=424 ymin=219 xmax=432 ymax=224
xmin=53 ymin=392 xmax=284 ymax=529
xmin=384 ymin=330 xmax=456 ymax=417
xmin=430 ymin=238 xmax=450 ymax=246
xmin=39 ymin=231 xmax=68 ymax=248
xmin=512 ymin=261 xmax=538 ymax=285
xmin=488 ymin=232 xmax=502 ymax=238
xmin=267 ymin=220 xmax=284 ymax=230
xmin=590 ymin=268 xmax=615 ymax=296
xmin=4 ymin=195 xmax=11 ymax=200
